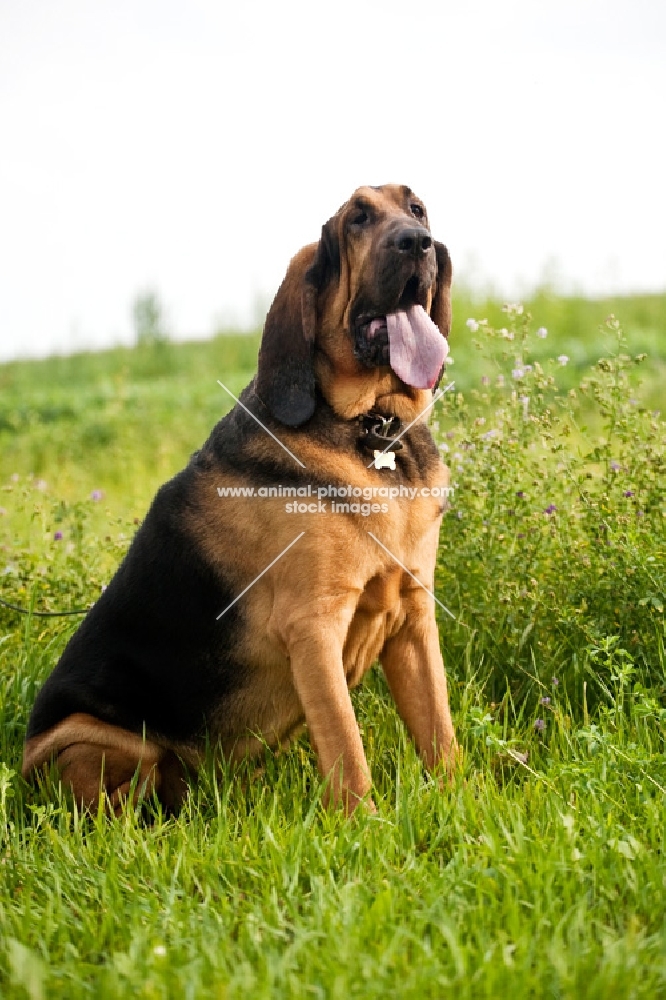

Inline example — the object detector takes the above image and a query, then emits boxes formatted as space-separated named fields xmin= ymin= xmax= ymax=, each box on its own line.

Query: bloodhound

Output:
xmin=22 ymin=184 xmax=459 ymax=815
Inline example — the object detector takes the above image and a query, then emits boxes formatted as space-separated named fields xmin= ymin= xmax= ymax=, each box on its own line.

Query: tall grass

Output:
xmin=0 ymin=291 xmax=664 ymax=997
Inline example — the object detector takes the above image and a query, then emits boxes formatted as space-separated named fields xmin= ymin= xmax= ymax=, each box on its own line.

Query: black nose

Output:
xmin=395 ymin=227 xmax=432 ymax=258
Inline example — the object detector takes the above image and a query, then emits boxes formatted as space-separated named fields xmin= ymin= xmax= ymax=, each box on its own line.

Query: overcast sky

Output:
xmin=1 ymin=0 xmax=664 ymax=360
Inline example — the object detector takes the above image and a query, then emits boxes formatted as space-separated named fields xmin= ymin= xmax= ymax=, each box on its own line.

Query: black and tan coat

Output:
xmin=23 ymin=184 xmax=459 ymax=815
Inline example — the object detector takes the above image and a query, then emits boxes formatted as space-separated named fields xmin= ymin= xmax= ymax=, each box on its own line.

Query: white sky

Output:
xmin=1 ymin=0 xmax=665 ymax=360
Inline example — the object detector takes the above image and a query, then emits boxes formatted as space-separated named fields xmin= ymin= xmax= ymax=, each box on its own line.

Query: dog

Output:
xmin=22 ymin=184 xmax=458 ymax=815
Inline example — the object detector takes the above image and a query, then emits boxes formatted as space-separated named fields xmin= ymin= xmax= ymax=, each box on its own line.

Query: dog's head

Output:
xmin=256 ymin=184 xmax=452 ymax=426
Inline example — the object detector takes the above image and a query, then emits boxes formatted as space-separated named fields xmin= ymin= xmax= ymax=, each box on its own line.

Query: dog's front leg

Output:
xmin=283 ymin=613 xmax=374 ymax=814
xmin=380 ymin=589 xmax=459 ymax=778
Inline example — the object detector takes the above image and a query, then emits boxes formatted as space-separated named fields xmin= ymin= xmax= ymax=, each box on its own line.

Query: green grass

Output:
xmin=0 ymin=291 xmax=665 ymax=998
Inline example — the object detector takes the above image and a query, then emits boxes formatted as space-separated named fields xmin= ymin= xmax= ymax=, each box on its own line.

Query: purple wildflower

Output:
xmin=610 ymin=461 xmax=620 ymax=472
xmin=516 ymin=491 xmax=525 ymax=498
xmin=91 ymin=489 xmax=104 ymax=502
xmin=624 ymin=490 xmax=634 ymax=498
xmin=534 ymin=719 xmax=546 ymax=732
xmin=540 ymin=696 xmax=551 ymax=706
xmin=54 ymin=531 xmax=63 ymax=541
xmin=544 ymin=504 xmax=557 ymax=515
xmin=481 ymin=375 xmax=490 ymax=386
xmin=552 ymin=677 xmax=559 ymax=686
xmin=536 ymin=327 xmax=548 ymax=339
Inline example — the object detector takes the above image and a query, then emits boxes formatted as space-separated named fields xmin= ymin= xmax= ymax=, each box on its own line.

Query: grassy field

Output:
xmin=0 ymin=290 xmax=665 ymax=997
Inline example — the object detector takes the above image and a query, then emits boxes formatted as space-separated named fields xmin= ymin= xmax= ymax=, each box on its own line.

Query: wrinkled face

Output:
xmin=256 ymin=183 xmax=452 ymax=427
xmin=320 ymin=185 xmax=439 ymax=364
xmin=310 ymin=184 xmax=451 ymax=408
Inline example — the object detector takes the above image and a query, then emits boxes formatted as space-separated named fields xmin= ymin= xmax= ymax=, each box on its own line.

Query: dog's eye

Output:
xmin=410 ymin=203 xmax=424 ymax=219
xmin=350 ymin=210 xmax=368 ymax=227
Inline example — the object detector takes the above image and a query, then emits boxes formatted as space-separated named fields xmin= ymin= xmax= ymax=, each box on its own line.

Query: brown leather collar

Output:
xmin=357 ymin=411 xmax=403 ymax=453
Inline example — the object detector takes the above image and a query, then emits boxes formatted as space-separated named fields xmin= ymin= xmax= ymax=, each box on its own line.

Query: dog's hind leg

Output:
xmin=22 ymin=713 xmax=190 ymax=815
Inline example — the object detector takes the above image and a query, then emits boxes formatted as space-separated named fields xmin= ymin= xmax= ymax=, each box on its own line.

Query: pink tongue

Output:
xmin=386 ymin=305 xmax=449 ymax=389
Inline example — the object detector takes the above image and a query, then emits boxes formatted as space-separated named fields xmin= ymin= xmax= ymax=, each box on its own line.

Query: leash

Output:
xmin=0 ymin=596 xmax=89 ymax=618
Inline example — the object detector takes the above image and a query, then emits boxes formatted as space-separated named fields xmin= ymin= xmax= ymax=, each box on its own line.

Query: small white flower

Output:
xmin=446 ymin=356 xmax=454 ymax=365
xmin=536 ymin=327 xmax=548 ymax=338
xmin=438 ymin=442 xmax=449 ymax=452
xmin=466 ymin=318 xmax=479 ymax=332
xmin=153 ymin=945 xmax=167 ymax=958
xmin=512 ymin=368 xmax=524 ymax=379
xmin=558 ymin=355 xmax=569 ymax=365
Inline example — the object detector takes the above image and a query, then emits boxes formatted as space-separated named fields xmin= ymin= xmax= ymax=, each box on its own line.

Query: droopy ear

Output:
xmin=256 ymin=219 xmax=340 ymax=427
xmin=430 ymin=241 xmax=453 ymax=339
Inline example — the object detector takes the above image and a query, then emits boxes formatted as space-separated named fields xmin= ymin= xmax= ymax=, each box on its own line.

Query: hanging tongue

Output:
xmin=372 ymin=305 xmax=448 ymax=389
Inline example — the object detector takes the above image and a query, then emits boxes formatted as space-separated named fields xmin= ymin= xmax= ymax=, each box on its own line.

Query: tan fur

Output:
xmin=23 ymin=184 xmax=458 ymax=816
xmin=22 ymin=714 xmax=199 ymax=814
xmin=190 ymin=455 xmax=455 ymax=810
